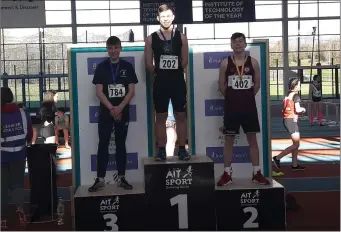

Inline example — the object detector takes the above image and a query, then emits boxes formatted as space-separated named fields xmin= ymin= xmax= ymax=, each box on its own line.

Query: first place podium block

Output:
xmin=144 ymin=156 xmax=216 ymax=231
xmin=74 ymin=183 xmax=146 ymax=231
xmin=215 ymin=179 xmax=286 ymax=231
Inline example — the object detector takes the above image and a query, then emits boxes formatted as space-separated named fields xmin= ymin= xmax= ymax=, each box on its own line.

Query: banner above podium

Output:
xmin=139 ymin=0 xmax=193 ymax=24
xmin=203 ymin=0 xmax=256 ymax=23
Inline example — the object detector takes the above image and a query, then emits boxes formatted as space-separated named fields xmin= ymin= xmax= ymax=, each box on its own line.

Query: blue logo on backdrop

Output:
xmin=89 ymin=105 xmax=137 ymax=123
xmin=203 ymin=51 xmax=250 ymax=69
xmin=205 ymin=99 xmax=224 ymax=116
xmin=87 ymin=56 xmax=136 ymax=75
xmin=90 ymin=153 xmax=138 ymax=171
xmin=206 ymin=146 xmax=250 ymax=163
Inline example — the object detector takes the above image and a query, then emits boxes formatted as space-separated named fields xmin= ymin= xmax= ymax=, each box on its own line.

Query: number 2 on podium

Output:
xmin=170 ymin=194 xmax=188 ymax=229
xmin=243 ymin=207 xmax=259 ymax=229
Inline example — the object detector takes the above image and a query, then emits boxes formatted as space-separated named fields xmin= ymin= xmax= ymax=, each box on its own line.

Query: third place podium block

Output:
xmin=74 ymin=183 xmax=146 ymax=231
xmin=215 ymin=179 xmax=286 ymax=231
xmin=144 ymin=156 xmax=216 ymax=231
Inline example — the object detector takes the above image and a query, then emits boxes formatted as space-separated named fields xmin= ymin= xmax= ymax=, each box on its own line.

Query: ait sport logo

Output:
xmin=100 ymin=196 xmax=120 ymax=213
xmin=165 ymin=166 xmax=193 ymax=190
xmin=240 ymin=190 xmax=260 ymax=205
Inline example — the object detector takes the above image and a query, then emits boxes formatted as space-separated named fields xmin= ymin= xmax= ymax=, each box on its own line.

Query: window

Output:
xmin=2 ymin=28 xmax=39 ymax=44
xmin=288 ymin=3 xmax=298 ymax=18
xmin=46 ymin=11 xmax=72 ymax=25
xmin=289 ymin=20 xmax=317 ymax=36
xmin=288 ymin=21 xmax=298 ymax=36
xmin=319 ymin=35 xmax=340 ymax=51
xmin=110 ymin=9 xmax=140 ymax=23
xmin=44 ymin=44 xmax=64 ymax=60
xmin=299 ymin=35 xmax=315 ymax=51
xmin=110 ymin=1 xmax=140 ymax=9
xmin=214 ymin=23 xmax=248 ymax=39
xmin=299 ymin=3 xmax=318 ymax=17
xmin=44 ymin=28 xmax=73 ymax=43
xmin=27 ymin=44 xmax=40 ymax=60
xmin=76 ymin=10 xmax=110 ymax=24
xmin=45 ymin=60 xmax=65 ymax=74
xmin=288 ymin=37 xmax=298 ymax=52
xmin=269 ymin=53 xmax=283 ymax=67
xmin=77 ymin=27 xmax=111 ymax=43
xmin=319 ymin=2 xmax=340 ymax=17
xmin=183 ymin=24 xmax=214 ymax=39
xmin=28 ymin=60 xmax=40 ymax=74
xmin=111 ymin=26 xmax=144 ymax=42
xmin=76 ymin=1 xmax=109 ymax=10
xmin=288 ymin=52 xmax=298 ymax=66
xmin=4 ymin=61 xmax=27 ymax=75
xmin=3 ymin=45 xmax=27 ymax=61
xmin=45 ymin=1 xmax=71 ymax=10
xmin=249 ymin=21 xmax=282 ymax=37
xmin=255 ymin=1 xmax=281 ymax=4
xmin=255 ymin=4 xmax=282 ymax=19
xmin=319 ymin=19 xmax=340 ymax=35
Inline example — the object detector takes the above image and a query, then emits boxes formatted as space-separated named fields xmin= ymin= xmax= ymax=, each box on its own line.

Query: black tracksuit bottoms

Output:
xmin=96 ymin=112 xmax=129 ymax=178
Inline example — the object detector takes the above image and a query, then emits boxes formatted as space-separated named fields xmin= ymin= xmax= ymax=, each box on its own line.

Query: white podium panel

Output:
xmin=190 ymin=42 xmax=271 ymax=179
xmin=68 ymin=46 xmax=152 ymax=187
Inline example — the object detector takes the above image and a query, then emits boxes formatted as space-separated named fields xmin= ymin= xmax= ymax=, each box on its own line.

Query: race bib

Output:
xmin=231 ymin=75 xmax=252 ymax=90
xmin=108 ymin=84 xmax=125 ymax=98
xmin=160 ymin=55 xmax=178 ymax=70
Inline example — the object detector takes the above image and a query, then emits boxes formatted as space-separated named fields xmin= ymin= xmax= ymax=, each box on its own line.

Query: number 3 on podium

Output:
xmin=103 ymin=214 xmax=118 ymax=231
xmin=243 ymin=206 xmax=259 ymax=229
xmin=170 ymin=194 xmax=188 ymax=229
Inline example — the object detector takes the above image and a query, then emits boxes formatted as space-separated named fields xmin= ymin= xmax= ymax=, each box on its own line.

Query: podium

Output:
xmin=74 ymin=183 xmax=146 ymax=231
xmin=73 ymin=156 xmax=286 ymax=231
xmin=215 ymin=179 xmax=286 ymax=231
xmin=144 ymin=156 xmax=216 ymax=231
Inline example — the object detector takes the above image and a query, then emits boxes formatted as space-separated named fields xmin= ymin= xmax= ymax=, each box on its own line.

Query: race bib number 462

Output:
xmin=160 ymin=55 xmax=178 ymax=70
xmin=108 ymin=84 xmax=125 ymax=98
xmin=231 ymin=75 xmax=252 ymax=90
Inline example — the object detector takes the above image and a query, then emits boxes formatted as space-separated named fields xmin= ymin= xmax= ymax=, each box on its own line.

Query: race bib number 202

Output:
xmin=108 ymin=84 xmax=125 ymax=98
xmin=231 ymin=75 xmax=252 ymax=90
xmin=160 ymin=55 xmax=178 ymax=70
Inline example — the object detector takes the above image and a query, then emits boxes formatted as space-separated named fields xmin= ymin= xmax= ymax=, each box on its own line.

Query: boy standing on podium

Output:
xmin=217 ymin=32 xmax=269 ymax=186
xmin=88 ymin=36 xmax=138 ymax=192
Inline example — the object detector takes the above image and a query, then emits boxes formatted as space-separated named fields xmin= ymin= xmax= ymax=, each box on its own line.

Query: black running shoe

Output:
xmin=273 ymin=156 xmax=281 ymax=170
xmin=88 ymin=178 xmax=105 ymax=192
xmin=292 ymin=165 xmax=306 ymax=171
xmin=118 ymin=177 xmax=133 ymax=190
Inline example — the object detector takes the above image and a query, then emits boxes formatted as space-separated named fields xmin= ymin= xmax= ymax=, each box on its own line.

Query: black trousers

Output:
xmin=27 ymin=144 xmax=58 ymax=218
xmin=97 ymin=111 xmax=129 ymax=178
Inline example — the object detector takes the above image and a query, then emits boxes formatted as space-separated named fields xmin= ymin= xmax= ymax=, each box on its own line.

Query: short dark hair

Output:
xmin=1 ymin=87 xmax=14 ymax=106
xmin=313 ymin=75 xmax=319 ymax=81
xmin=158 ymin=4 xmax=174 ymax=16
xmin=57 ymin=107 xmax=66 ymax=113
xmin=106 ymin=36 xmax=121 ymax=47
xmin=231 ymin=32 xmax=246 ymax=41
xmin=288 ymin=77 xmax=300 ymax=91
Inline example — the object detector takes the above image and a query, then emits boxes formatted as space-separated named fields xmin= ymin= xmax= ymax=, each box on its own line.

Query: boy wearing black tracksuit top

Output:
xmin=89 ymin=36 xmax=138 ymax=192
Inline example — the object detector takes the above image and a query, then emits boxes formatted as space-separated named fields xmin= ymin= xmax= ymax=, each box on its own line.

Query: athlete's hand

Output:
xmin=113 ymin=113 xmax=122 ymax=121
xmin=111 ymin=105 xmax=123 ymax=116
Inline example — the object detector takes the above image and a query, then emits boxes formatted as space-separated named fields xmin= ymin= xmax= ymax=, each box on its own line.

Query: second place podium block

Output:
xmin=144 ymin=156 xmax=217 ymax=231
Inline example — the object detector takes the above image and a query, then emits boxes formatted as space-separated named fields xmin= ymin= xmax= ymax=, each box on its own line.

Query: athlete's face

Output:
xmin=231 ymin=37 xmax=247 ymax=53
xmin=107 ymin=44 xmax=122 ymax=60
xmin=157 ymin=10 xmax=174 ymax=29
xmin=294 ymin=81 xmax=301 ymax=91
